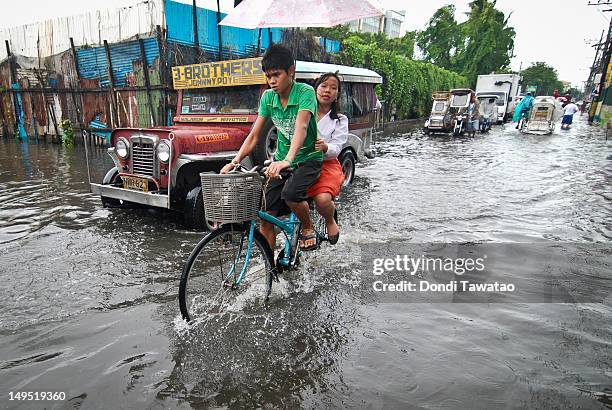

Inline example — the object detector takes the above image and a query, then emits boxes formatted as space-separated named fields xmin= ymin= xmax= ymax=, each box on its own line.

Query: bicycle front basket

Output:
xmin=200 ymin=172 xmax=263 ymax=223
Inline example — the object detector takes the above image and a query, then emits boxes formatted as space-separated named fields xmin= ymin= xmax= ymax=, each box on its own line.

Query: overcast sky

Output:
xmin=0 ymin=0 xmax=609 ymax=86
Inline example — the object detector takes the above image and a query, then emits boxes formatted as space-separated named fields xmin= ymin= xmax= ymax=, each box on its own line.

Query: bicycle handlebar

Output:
xmin=229 ymin=160 xmax=283 ymax=179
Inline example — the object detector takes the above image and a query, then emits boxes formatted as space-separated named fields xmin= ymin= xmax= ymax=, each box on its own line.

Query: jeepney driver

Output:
xmin=221 ymin=44 xmax=323 ymax=251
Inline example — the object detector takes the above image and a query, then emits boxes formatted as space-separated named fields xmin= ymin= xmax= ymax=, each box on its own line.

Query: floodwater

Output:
xmin=1 ymin=118 xmax=611 ymax=409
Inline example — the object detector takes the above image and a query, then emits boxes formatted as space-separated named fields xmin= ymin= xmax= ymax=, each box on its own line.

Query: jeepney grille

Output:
xmin=132 ymin=141 xmax=155 ymax=176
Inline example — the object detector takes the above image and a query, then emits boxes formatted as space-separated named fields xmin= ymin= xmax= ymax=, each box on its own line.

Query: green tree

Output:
xmin=521 ymin=62 xmax=564 ymax=96
xmin=455 ymin=0 xmax=515 ymax=84
xmin=416 ymin=5 xmax=461 ymax=70
xmin=305 ymin=24 xmax=352 ymax=42
xmin=307 ymin=27 xmax=416 ymax=59
xmin=416 ymin=1 xmax=515 ymax=83
xmin=382 ymin=31 xmax=416 ymax=59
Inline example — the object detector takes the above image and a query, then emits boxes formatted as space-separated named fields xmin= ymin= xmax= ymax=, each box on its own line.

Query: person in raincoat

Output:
xmin=513 ymin=92 xmax=534 ymax=128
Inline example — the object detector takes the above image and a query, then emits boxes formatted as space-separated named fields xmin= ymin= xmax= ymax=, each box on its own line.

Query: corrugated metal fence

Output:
xmin=77 ymin=38 xmax=160 ymax=87
xmin=165 ymin=0 xmax=283 ymax=56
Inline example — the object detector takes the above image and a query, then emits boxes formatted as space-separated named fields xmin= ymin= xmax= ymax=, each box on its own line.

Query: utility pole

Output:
xmin=587 ymin=1 xmax=612 ymax=123
xmin=586 ymin=30 xmax=605 ymax=95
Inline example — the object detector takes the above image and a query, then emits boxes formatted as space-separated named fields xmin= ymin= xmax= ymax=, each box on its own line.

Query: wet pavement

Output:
xmin=0 ymin=117 xmax=611 ymax=409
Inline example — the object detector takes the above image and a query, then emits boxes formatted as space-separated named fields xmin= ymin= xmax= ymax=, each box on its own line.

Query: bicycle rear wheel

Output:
xmin=179 ymin=223 xmax=275 ymax=322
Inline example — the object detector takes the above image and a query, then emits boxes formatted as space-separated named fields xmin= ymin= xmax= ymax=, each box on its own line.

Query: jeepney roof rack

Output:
xmin=295 ymin=60 xmax=383 ymax=84
xmin=432 ymin=91 xmax=451 ymax=100
xmin=450 ymin=88 xmax=475 ymax=94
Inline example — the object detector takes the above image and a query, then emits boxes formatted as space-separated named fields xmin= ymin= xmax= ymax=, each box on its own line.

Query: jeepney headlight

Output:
xmin=157 ymin=140 xmax=171 ymax=164
xmin=116 ymin=138 xmax=129 ymax=159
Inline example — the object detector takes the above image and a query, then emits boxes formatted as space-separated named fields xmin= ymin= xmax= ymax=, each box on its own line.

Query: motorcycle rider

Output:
xmin=479 ymin=97 xmax=497 ymax=131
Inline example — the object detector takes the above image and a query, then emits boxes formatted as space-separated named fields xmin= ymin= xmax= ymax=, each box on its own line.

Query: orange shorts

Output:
xmin=307 ymin=158 xmax=344 ymax=198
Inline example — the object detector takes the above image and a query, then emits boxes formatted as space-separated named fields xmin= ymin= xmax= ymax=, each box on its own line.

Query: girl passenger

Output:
xmin=307 ymin=72 xmax=348 ymax=244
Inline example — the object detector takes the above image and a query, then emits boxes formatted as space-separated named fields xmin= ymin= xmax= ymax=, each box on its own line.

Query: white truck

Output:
xmin=475 ymin=74 xmax=522 ymax=123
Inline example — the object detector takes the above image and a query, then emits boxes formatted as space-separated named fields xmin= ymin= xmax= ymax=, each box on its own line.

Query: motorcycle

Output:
xmin=453 ymin=114 xmax=465 ymax=136
xmin=519 ymin=96 xmax=564 ymax=135
xmin=479 ymin=118 xmax=492 ymax=133
xmin=449 ymin=88 xmax=475 ymax=137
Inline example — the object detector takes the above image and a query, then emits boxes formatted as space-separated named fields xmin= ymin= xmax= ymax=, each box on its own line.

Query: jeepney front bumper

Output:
xmin=90 ymin=183 xmax=170 ymax=208
xmin=91 ymin=150 xmax=243 ymax=209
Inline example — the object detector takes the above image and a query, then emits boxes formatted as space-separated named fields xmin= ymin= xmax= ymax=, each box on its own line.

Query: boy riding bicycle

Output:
xmin=220 ymin=44 xmax=323 ymax=251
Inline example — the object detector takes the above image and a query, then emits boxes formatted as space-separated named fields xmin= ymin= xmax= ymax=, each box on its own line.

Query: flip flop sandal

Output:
xmin=299 ymin=233 xmax=319 ymax=251
xmin=328 ymin=231 xmax=340 ymax=245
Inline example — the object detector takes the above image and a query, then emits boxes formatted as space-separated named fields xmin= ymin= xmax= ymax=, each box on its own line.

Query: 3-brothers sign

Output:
xmin=172 ymin=57 xmax=266 ymax=89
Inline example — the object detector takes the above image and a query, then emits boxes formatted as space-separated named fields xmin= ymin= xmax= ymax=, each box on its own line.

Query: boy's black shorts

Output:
xmin=264 ymin=160 xmax=322 ymax=216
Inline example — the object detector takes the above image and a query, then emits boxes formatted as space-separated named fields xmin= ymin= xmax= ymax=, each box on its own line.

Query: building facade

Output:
xmin=384 ymin=10 xmax=405 ymax=39
xmin=348 ymin=9 xmax=405 ymax=38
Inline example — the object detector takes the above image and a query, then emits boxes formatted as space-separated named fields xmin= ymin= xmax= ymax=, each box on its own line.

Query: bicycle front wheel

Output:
xmin=179 ymin=223 xmax=275 ymax=322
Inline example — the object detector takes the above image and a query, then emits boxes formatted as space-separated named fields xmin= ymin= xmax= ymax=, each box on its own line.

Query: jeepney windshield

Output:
xmin=181 ymin=86 xmax=260 ymax=115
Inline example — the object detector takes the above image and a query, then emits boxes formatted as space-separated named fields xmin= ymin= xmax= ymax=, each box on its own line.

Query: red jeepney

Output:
xmin=89 ymin=57 xmax=382 ymax=229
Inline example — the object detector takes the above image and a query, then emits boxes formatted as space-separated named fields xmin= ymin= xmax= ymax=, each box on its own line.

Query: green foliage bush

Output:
xmin=341 ymin=36 xmax=468 ymax=119
xmin=60 ymin=119 xmax=75 ymax=147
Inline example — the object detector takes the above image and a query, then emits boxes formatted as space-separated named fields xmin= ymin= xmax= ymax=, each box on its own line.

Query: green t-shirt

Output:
xmin=258 ymin=82 xmax=323 ymax=165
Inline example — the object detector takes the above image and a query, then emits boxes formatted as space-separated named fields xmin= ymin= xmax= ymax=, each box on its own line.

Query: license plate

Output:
xmin=123 ymin=176 xmax=148 ymax=192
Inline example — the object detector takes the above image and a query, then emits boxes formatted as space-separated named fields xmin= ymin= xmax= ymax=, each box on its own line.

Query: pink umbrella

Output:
xmin=219 ymin=0 xmax=384 ymax=29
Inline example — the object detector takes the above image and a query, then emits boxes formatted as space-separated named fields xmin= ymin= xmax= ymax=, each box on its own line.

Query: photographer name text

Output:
xmin=372 ymin=280 xmax=515 ymax=292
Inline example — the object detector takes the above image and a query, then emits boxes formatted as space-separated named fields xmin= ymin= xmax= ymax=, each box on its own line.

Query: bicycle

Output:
xmin=178 ymin=163 xmax=334 ymax=322
xmin=516 ymin=110 xmax=529 ymax=132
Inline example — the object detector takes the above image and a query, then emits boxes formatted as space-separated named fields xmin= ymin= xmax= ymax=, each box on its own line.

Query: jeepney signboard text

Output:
xmin=172 ymin=58 xmax=266 ymax=89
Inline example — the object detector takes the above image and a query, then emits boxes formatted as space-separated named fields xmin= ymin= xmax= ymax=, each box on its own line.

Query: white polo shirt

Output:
xmin=317 ymin=111 xmax=348 ymax=160
xmin=564 ymin=103 xmax=578 ymax=116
